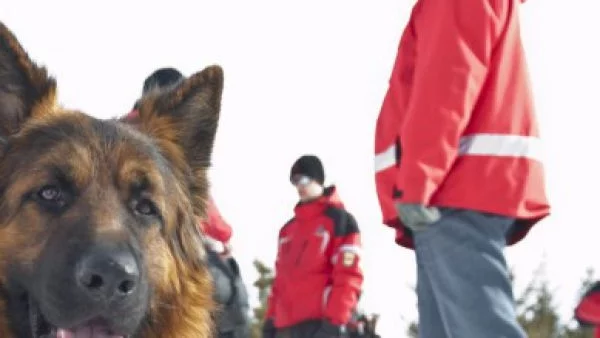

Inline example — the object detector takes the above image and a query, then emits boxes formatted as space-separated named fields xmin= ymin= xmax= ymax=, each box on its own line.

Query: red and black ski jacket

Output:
xmin=265 ymin=186 xmax=363 ymax=328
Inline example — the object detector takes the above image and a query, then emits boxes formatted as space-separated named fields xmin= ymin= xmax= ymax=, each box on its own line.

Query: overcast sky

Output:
xmin=3 ymin=0 xmax=599 ymax=336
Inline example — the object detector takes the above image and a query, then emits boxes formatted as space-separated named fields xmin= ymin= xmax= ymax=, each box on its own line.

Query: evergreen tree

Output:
xmin=250 ymin=259 xmax=274 ymax=338
xmin=517 ymin=280 xmax=561 ymax=338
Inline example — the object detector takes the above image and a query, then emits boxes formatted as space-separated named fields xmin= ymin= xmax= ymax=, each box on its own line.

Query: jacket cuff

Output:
xmin=396 ymin=172 xmax=438 ymax=205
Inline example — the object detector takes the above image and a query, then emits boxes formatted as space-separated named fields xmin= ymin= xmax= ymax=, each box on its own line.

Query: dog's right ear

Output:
xmin=130 ymin=65 xmax=223 ymax=214
xmin=0 ymin=22 xmax=57 ymax=143
xmin=128 ymin=66 xmax=223 ymax=267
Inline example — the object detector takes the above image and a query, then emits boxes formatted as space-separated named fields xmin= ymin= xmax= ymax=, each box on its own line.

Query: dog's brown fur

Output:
xmin=0 ymin=21 xmax=222 ymax=338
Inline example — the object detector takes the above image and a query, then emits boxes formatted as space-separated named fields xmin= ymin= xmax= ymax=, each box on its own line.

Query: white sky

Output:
xmin=3 ymin=1 xmax=600 ymax=337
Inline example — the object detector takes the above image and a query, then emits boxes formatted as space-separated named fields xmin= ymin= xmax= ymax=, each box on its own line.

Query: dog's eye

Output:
xmin=38 ymin=185 xmax=62 ymax=202
xmin=35 ymin=185 xmax=68 ymax=211
xmin=135 ymin=199 xmax=158 ymax=216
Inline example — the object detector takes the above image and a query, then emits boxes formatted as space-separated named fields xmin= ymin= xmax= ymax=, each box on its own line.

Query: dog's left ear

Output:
xmin=132 ymin=65 xmax=223 ymax=216
xmin=0 ymin=22 xmax=57 ymax=142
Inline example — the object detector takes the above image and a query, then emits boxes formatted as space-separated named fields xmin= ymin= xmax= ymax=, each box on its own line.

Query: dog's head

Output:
xmin=0 ymin=22 xmax=220 ymax=338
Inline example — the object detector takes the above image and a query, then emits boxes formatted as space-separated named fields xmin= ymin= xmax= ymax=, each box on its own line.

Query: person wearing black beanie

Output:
xmin=289 ymin=155 xmax=326 ymax=202
xmin=263 ymin=155 xmax=364 ymax=338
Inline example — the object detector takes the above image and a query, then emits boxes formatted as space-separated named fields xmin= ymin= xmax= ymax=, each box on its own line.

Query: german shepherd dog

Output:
xmin=0 ymin=21 xmax=221 ymax=338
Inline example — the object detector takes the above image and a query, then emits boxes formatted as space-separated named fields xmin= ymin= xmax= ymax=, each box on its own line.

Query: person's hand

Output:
xmin=223 ymin=242 xmax=233 ymax=255
xmin=262 ymin=318 xmax=276 ymax=338
xmin=395 ymin=203 xmax=441 ymax=231
xmin=220 ymin=242 xmax=233 ymax=258
xmin=313 ymin=320 xmax=343 ymax=338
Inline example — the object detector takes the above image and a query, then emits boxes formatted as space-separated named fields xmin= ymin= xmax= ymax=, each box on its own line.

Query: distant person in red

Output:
xmin=373 ymin=0 xmax=550 ymax=337
xmin=263 ymin=155 xmax=363 ymax=338
xmin=575 ymin=282 xmax=600 ymax=338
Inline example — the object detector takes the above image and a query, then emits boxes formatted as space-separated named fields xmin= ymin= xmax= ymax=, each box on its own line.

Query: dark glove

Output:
xmin=262 ymin=318 xmax=277 ymax=338
xmin=313 ymin=320 xmax=344 ymax=338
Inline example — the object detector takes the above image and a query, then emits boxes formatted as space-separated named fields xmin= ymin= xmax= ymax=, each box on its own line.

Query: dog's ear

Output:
xmin=0 ymin=22 xmax=57 ymax=142
xmin=131 ymin=65 xmax=223 ymax=216
xmin=124 ymin=65 xmax=222 ymax=267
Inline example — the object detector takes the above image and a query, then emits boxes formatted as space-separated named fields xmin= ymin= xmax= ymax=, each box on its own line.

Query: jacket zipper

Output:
xmin=295 ymin=240 xmax=308 ymax=266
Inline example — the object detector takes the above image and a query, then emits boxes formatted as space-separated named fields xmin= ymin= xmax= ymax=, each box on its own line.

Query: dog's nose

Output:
xmin=76 ymin=249 xmax=140 ymax=300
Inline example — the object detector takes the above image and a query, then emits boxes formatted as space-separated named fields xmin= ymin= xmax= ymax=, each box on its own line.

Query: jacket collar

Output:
xmin=294 ymin=186 xmax=344 ymax=220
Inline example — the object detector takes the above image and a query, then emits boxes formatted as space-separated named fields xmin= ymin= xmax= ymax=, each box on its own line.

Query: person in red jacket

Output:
xmin=575 ymin=282 xmax=600 ymax=338
xmin=263 ymin=155 xmax=363 ymax=338
xmin=374 ymin=0 xmax=550 ymax=337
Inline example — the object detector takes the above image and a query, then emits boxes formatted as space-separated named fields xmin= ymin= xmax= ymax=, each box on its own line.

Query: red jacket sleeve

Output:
xmin=324 ymin=213 xmax=364 ymax=325
xmin=395 ymin=0 xmax=507 ymax=204
xmin=199 ymin=198 xmax=233 ymax=243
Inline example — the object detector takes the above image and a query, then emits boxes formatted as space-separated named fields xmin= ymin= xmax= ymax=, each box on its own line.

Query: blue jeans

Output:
xmin=413 ymin=208 xmax=526 ymax=338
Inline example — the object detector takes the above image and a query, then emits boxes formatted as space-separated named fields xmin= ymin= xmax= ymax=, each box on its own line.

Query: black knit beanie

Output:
xmin=290 ymin=155 xmax=325 ymax=186
xmin=142 ymin=67 xmax=184 ymax=94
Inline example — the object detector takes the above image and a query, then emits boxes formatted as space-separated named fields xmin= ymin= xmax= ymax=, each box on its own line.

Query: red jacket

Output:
xmin=374 ymin=0 xmax=550 ymax=248
xmin=266 ymin=187 xmax=363 ymax=328
xmin=575 ymin=282 xmax=600 ymax=338
xmin=199 ymin=197 xmax=233 ymax=244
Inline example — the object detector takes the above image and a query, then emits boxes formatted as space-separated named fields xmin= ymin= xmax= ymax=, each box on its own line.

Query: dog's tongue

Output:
xmin=56 ymin=326 xmax=123 ymax=338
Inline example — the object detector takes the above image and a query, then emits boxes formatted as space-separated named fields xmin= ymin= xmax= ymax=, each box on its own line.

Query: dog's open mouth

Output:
xmin=28 ymin=296 xmax=125 ymax=338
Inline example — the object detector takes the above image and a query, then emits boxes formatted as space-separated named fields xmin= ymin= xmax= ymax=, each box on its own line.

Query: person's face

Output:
xmin=291 ymin=175 xmax=322 ymax=201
